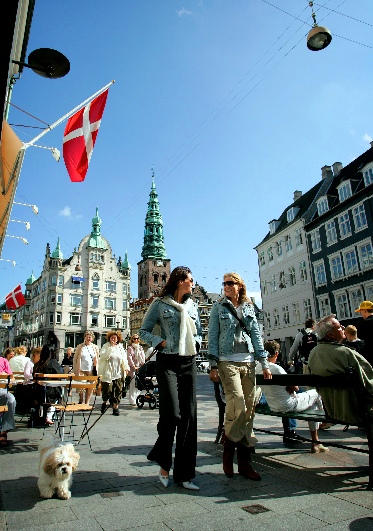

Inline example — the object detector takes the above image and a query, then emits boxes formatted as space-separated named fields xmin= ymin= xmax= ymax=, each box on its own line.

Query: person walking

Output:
xmin=140 ymin=266 xmax=202 ymax=491
xmin=208 ymin=272 xmax=271 ymax=481
xmin=127 ymin=335 xmax=145 ymax=406
xmin=74 ymin=331 xmax=99 ymax=404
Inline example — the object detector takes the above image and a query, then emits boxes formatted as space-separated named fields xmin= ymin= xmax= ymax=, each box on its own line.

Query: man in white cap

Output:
xmin=355 ymin=301 xmax=373 ymax=365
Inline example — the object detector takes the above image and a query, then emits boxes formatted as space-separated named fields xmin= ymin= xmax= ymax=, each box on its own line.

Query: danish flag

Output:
xmin=5 ymin=284 xmax=26 ymax=310
xmin=62 ymin=89 xmax=109 ymax=182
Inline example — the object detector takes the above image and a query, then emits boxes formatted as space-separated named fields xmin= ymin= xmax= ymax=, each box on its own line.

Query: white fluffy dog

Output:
xmin=38 ymin=436 xmax=80 ymax=500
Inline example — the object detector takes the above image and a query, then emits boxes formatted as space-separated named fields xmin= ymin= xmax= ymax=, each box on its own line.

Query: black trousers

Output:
xmin=147 ymin=353 xmax=197 ymax=484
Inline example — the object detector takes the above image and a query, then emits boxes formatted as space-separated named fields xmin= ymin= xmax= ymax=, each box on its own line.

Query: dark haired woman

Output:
xmin=140 ymin=266 xmax=202 ymax=490
xmin=208 ymin=272 xmax=271 ymax=481
xmin=33 ymin=345 xmax=63 ymax=425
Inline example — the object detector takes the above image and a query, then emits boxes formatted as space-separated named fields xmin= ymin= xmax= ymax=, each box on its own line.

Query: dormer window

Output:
xmin=269 ymin=220 xmax=280 ymax=235
xmin=337 ymin=181 xmax=352 ymax=202
xmin=317 ymin=196 xmax=329 ymax=216
xmin=286 ymin=207 xmax=299 ymax=223
xmin=362 ymin=163 xmax=373 ymax=186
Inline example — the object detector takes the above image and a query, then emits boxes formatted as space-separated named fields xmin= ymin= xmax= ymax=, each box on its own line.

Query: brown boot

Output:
xmin=237 ymin=443 xmax=261 ymax=481
xmin=221 ymin=434 xmax=235 ymax=478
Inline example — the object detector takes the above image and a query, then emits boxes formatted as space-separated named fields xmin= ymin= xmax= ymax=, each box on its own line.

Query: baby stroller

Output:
xmin=135 ymin=363 xmax=159 ymax=409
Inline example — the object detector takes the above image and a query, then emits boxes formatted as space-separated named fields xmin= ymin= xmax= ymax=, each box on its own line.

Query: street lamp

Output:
xmin=0 ymin=259 xmax=16 ymax=267
xmin=31 ymin=144 xmax=61 ymax=162
xmin=6 ymin=235 xmax=28 ymax=245
xmin=10 ymin=219 xmax=31 ymax=230
xmin=13 ymin=202 xmax=39 ymax=215
xmin=307 ymin=1 xmax=332 ymax=51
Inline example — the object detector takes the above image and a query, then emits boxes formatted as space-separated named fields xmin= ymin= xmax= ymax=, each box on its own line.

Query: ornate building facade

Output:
xmin=12 ymin=209 xmax=131 ymax=357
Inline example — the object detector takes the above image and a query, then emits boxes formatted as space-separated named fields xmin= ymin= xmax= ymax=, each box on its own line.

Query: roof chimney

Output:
xmin=293 ymin=190 xmax=302 ymax=202
xmin=332 ymin=162 xmax=343 ymax=176
xmin=321 ymin=165 xmax=333 ymax=180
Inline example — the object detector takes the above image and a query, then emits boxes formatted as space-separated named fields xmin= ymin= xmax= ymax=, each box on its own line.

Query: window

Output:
xmin=337 ymin=181 xmax=352 ymax=202
xmin=49 ymin=313 xmax=54 ymax=325
xmin=330 ymin=254 xmax=344 ymax=281
xmin=325 ymin=220 xmax=337 ymax=245
xmin=267 ymin=247 xmax=274 ymax=262
xmin=288 ymin=266 xmax=296 ymax=286
xmin=58 ymin=275 xmax=64 ymax=287
xmin=91 ymin=295 xmax=99 ymax=308
xmin=310 ymin=229 xmax=321 ymax=253
xmin=92 ymin=275 xmax=100 ymax=290
xmin=303 ymin=299 xmax=312 ymax=320
xmin=154 ymin=273 xmax=158 ymax=283
xmin=70 ymin=294 xmax=82 ymax=307
xmin=365 ymin=284 xmax=373 ymax=301
xmin=91 ymin=313 xmax=99 ymax=327
xmin=335 ymin=292 xmax=350 ymax=319
xmin=271 ymin=275 xmax=276 ymax=293
xmin=276 ymin=241 xmax=283 ymax=257
xmin=56 ymin=313 xmax=62 ymax=325
xmin=70 ymin=313 xmax=81 ymax=325
xmin=338 ymin=212 xmax=352 ymax=239
xmin=344 ymin=248 xmax=358 ymax=275
xmin=265 ymin=311 xmax=271 ymax=329
xmin=282 ymin=305 xmax=290 ymax=325
xmin=295 ymin=228 xmax=303 ymax=247
xmin=317 ymin=197 xmax=329 ymax=216
xmin=299 ymin=261 xmax=308 ymax=282
xmin=318 ymin=297 xmax=331 ymax=317
xmin=352 ymin=203 xmax=367 ymax=232
xmin=292 ymin=302 xmax=300 ymax=324
xmin=57 ymin=293 xmax=63 ymax=305
xmin=363 ymin=164 xmax=373 ymax=186
xmin=286 ymin=207 xmax=299 ymax=223
xmin=105 ymin=315 xmax=116 ymax=328
xmin=105 ymin=281 xmax=116 ymax=293
xmin=50 ymin=275 xmax=57 ymax=286
xmin=269 ymin=220 xmax=279 ymax=235
xmin=259 ymin=251 xmax=265 ymax=266
xmin=262 ymin=280 xmax=268 ymax=296
xmin=349 ymin=288 xmax=363 ymax=312
xmin=50 ymin=294 xmax=56 ymax=304
xmin=285 ymin=235 xmax=292 ymax=253
xmin=273 ymin=308 xmax=280 ymax=327
xmin=105 ymin=297 xmax=116 ymax=310
xmin=122 ymin=316 xmax=127 ymax=329
xmin=359 ymin=241 xmax=373 ymax=270
xmin=123 ymin=283 xmax=128 ymax=295
xmin=279 ymin=271 xmax=286 ymax=289
xmin=42 ymin=280 xmax=46 ymax=292
xmin=314 ymin=261 xmax=326 ymax=286
xmin=123 ymin=300 xmax=128 ymax=311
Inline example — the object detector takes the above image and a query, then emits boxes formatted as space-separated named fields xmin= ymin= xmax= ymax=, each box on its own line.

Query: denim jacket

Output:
xmin=140 ymin=297 xmax=202 ymax=354
xmin=208 ymin=298 xmax=269 ymax=369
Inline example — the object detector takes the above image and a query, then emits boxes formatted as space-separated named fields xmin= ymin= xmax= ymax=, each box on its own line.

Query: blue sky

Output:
xmin=1 ymin=0 xmax=373 ymax=305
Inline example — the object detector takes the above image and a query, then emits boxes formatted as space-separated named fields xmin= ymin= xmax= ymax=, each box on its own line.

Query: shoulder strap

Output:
xmin=222 ymin=303 xmax=251 ymax=336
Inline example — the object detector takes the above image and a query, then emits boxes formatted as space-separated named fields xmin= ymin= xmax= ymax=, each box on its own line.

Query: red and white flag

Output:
xmin=63 ymin=89 xmax=109 ymax=182
xmin=5 ymin=284 xmax=26 ymax=310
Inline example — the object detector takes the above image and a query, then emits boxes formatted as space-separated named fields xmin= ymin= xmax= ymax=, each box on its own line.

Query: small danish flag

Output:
xmin=62 ymin=89 xmax=109 ymax=182
xmin=5 ymin=284 xmax=26 ymax=310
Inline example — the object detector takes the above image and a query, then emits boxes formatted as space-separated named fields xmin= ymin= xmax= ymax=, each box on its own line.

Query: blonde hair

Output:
xmin=345 ymin=325 xmax=357 ymax=338
xmin=84 ymin=330 xmax=95 ymax=339
xmin=31 ymin=346 xmax=42 ymax=362
xmin=14 ymin=345 xmax=27 ymax=356
xmin=224 ymin=272 xmax=251 ymax=304
xmin=106 ymin=330 xmax=123 ymax=342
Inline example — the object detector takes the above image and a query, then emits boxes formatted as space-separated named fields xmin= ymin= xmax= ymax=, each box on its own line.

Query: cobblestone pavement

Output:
xmin=1 ymin=374 xmax=373 ymax=531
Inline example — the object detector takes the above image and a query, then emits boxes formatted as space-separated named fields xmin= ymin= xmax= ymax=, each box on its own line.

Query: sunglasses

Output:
xmin=132 ymin=337 xmax=139 ymax=340
xmin=222 ymin=281 xmax=237 ymax=286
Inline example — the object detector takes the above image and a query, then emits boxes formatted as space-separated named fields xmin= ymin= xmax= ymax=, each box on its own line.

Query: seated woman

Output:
xmin=32 ymin=345 xmax=63 ymax=426
xmin=0 ymin=352 xmax=16 ymax=447
xmin=9 ymin=345 xmax=29 ymax=373
xmin=256 ymin=340 xmax=328 ymax=453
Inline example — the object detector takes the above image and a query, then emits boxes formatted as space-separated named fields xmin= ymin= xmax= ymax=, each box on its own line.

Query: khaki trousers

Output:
xmin=218 ymin=361 xmax=257 ymax=447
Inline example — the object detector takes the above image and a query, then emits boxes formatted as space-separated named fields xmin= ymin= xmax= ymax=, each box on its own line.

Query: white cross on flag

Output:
xmin=63 ymin=89 xmax=109 ymax=182
xmin=5 ymin=284 xmax=26 ymax=310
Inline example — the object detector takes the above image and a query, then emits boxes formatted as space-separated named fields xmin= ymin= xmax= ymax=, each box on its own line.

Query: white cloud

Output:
xmin=176 ymin=7 xmax=193 ymax=17
xmin=363 ymin=133 xmax=373 ymax=143
xmin=59 ymin=206 xmax=72 ymax=217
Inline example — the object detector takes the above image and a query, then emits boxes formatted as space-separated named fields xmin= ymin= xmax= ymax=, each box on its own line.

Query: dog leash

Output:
xmin=78 ymin=347 xmax=159 ymax=444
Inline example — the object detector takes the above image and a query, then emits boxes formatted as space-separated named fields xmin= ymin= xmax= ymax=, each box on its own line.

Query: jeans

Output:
xmin=147 ymin=354 xmax=197 ymax=484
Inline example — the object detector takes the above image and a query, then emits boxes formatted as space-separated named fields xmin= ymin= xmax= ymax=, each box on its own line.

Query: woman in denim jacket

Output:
xmin=140 ymin=266 xmax=202 ymax=491
xmin=208 ymin=272 xmax=271 ymax=481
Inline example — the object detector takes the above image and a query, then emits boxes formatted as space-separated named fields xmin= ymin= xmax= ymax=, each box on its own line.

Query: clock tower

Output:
xmin=137 ymin=174 xmax=170 ymax=299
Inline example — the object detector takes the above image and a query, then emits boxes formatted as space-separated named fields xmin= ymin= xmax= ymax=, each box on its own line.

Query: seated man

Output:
xmin=309 ymin=315 xmax=373 ymax=425
xmin=256 ymin=340 xmax=328 ymax=453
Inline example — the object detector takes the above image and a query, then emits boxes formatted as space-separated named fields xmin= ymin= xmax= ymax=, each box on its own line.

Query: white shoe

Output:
xmin=181 ymin=481 xmax=199 ymax=491
xmin=159 ymin=472 xmax=169 ymax=488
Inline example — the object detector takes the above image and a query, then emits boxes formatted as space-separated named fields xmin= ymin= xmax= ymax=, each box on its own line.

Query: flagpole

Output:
xmin=23 ymin=80 xmax=115 ymax=148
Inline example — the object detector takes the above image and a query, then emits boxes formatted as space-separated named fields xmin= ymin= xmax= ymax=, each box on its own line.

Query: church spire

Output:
xmin=141 ymin=174 xmax=167 ymax=260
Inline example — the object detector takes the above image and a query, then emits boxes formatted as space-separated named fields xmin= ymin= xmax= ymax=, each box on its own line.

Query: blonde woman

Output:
xmin=98 ymin=330 xmax=129 ymax=416
xmin=127 ymin=335 xmax=145 ymax=406
xmin=74 ymin=331 xmax=99 ymax=404
xmin=208 ymin=272 xmax=272 ymax=481
xmin=9 ymin=345 xmax=29 ymax=373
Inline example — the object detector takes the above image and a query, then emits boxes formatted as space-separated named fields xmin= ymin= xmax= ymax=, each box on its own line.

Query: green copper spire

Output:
xmin=51 ymin=237 xmax=63 ymax=259
xmin=122 ymin=250 xmax=131 ymax=270
xmin=87 ymin=207 xmax=107 ymax=249
xmin=26 ymin=271 xmax=36 ymax=285
xmin=141 ymin=175 xmax=167 ymax=260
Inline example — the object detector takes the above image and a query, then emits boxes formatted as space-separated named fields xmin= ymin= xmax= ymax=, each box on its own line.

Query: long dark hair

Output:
xmin=159 ymin=266 xmax=192 ymax=298
xmin=33 ymin=345 xmax=51 ymax=374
